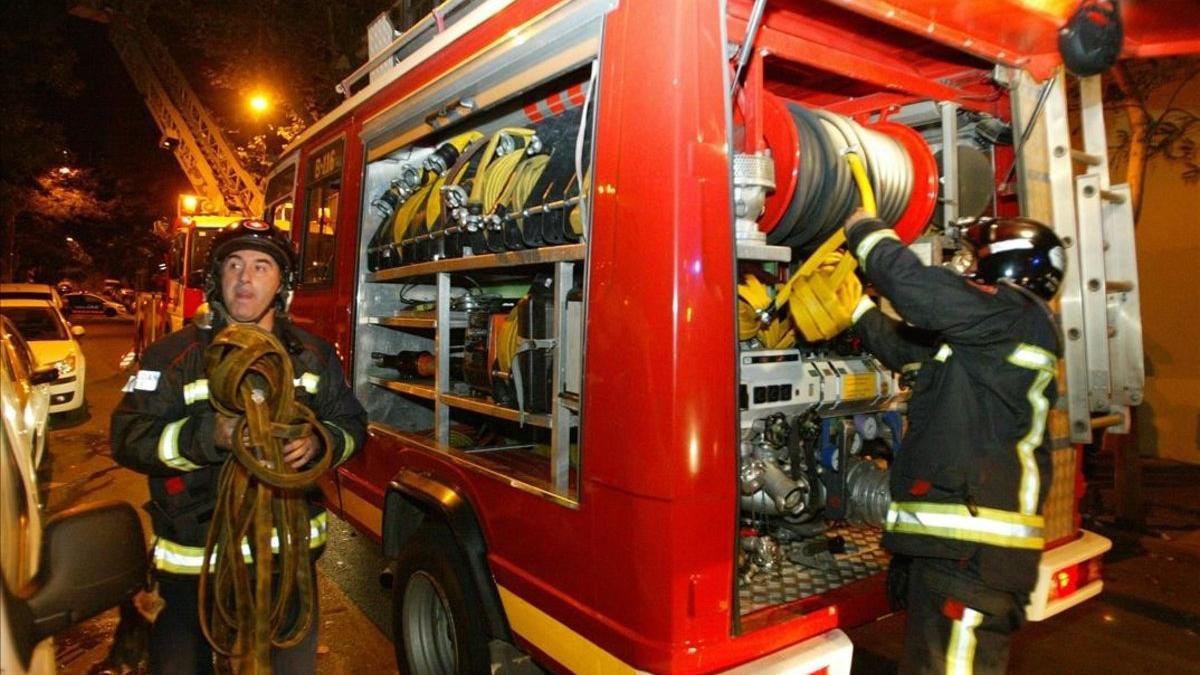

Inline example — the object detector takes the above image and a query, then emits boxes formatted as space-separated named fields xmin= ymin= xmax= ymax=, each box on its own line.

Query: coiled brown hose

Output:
xmin=199 ymin=324 xmax=332 ymax=673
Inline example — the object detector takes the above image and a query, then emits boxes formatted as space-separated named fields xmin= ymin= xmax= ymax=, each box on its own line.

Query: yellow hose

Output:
xmin=470 ymin=128 xmax=536 ymax=204
xmin=780 ymin=150 xmax=874 ymax=342
xmin=496 ymin=305 xmax=520 ymax=375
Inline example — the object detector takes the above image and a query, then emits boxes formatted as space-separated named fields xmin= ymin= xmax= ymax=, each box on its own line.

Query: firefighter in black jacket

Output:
xmin=844 ymin=211 xmax=1066 ymax=675
xmin=112 ymin=220 xmax=366 ymax=675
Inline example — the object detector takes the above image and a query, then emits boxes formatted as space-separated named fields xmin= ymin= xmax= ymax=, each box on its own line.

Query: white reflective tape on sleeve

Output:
xmin=933 ymin=344 xmax=954 ymax=362
xmin=183 ymin=378 xmax=210 ymax=404
xmin=851 ymin=296 xmax=876 ymax=324
xmin=294 ymin=372 xmax=320 ymax=394
xmin=326 ymin=422 xmax=356 ymax=464
xmin=855 ymin=229 xmax=901 ymax=272
xmin=158 ymin=418 xmax=201 ymax=471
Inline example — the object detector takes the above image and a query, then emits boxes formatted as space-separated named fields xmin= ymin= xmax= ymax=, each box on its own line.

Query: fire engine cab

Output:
xmin=260 ymin=0 xmax=1186 ymax=671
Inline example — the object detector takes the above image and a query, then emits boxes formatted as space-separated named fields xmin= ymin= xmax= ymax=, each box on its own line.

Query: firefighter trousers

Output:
xmin=150 ymin=572 xmax=319 ymax=675
xmin=900 ymin=557 xmax=1028 ymax=675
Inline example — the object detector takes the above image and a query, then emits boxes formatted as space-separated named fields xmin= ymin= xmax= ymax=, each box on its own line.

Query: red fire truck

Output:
xmin=163 ymin=196 xmax=241 ymax=331
xmin=260 ymin=1 xmax=1188 ymax=671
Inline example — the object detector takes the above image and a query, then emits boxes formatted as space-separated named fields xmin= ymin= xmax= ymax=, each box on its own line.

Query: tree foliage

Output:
xmin=137 ymin=0 xmax=395 ymax=176
xmin=1102 ymin=56 xmax=1200 ymax=220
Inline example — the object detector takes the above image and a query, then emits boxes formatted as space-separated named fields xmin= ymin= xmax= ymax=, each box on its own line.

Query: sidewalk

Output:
xmin=53 ymin=515 xmax=396 ymax=675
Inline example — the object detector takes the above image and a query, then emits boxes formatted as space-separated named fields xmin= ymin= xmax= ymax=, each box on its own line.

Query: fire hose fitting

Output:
xmin=733 ymin=152 xmax=776 ymax=243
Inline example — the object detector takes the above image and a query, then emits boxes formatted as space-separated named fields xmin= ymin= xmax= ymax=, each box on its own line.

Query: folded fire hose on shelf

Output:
xmin=199 ymin=324 xmax=333 ymax=673
xmin=738 ymin=150 xmax=877 ymax=345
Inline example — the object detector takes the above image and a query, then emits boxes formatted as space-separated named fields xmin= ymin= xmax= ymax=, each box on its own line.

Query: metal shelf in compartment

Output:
xmin=366 ymin=244 xmax=585 ymax=282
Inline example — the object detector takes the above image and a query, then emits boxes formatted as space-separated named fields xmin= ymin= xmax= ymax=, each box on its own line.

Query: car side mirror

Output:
xmin=70 ymin=325 xmax=85 ymax=337
xmin=26 ymin=501 xmax=147 ymax=643
xmin=29 ymin=366 xmax=59 ymax=386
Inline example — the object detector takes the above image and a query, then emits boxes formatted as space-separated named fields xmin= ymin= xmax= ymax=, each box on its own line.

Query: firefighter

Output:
xmin=844 ymin=210 xmax=1065 ymax=675
xmin=112 ymin=219 xmax=366 ymax=675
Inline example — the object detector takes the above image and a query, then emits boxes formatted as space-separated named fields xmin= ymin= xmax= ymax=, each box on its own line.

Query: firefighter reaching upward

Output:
xmin=844 ymin=210 xmax=1066 ymax=675
xmin=112 ymin=219 xmax=366 ymax=674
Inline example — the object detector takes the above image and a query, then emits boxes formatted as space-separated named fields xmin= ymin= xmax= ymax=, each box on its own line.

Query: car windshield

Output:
xmin=0 ymin=307 xmax=68 ymax=341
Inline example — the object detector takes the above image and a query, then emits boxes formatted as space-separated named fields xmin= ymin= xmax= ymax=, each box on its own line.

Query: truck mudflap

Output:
xmin=1025 ymin=529 xmax=1112 ymax=621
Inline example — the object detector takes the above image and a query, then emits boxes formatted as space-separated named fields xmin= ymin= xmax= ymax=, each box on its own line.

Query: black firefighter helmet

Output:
xmin=961 ymin=217 xmax=1066 ymax=301
xmin=203 ymin=218 xmax=298 ymax=311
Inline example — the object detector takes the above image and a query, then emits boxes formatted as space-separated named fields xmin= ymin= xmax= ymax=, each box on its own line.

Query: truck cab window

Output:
xmin=300 ymin=140 xmax=344 ymax=286
xmin=264 ymin=164 xmax=296 ymax=233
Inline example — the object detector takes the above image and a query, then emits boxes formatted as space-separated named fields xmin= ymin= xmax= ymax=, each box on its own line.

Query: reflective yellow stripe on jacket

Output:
xmin=153 ymin=512 xmax=329 ymax=574
xmin=1006 ymin=343 xmax=1057 ymax=515
xmin=295 ymin=372 xmax=319 ymax=394
xmin=158 ymin=418 xmax=201 ymax=471
xmin=886 ymin=501 xmax=1044 ymax=549
xmin=855 ymin=229 xmax=901 ymax=273
xmin=327 ymin=422 xmax=357 ymax=465
xmin=183 ymin=378 xmax=209 ymax=404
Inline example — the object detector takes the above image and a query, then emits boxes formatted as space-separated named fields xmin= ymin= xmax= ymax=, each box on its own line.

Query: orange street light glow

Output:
xmin=249 ymin=93 xmax=270 ymax=113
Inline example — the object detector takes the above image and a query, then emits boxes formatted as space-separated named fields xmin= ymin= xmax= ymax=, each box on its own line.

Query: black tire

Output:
xmin=393 ymin=522 xmax=490 ymax=675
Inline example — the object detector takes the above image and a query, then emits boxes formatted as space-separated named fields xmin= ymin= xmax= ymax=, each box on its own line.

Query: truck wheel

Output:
xmin=393 ymin=522 xmax=490 ymax=674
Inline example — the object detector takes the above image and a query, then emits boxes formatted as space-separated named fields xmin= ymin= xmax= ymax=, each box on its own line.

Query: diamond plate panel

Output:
xmin=739 ymin=526 xmax=888 ymax=616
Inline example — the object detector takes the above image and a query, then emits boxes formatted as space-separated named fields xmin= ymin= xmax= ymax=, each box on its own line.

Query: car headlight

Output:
xmin=55 ymin=353 xmax=77 ymax=376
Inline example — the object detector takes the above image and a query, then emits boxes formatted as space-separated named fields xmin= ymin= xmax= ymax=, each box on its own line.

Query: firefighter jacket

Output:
xmin=111 ymin=317 xmax=367 ymax=577
xmin=847 ymin=219 xmax=1059 ymax=594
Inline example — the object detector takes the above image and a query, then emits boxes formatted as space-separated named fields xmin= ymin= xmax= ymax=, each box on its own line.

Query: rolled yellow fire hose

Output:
xmin=777 ymin=150 xmax=875 ymax=342
xmin=200 ymin=324 xmax=333 ymax=673
xmin=736 ymin=275 xmax=797 ymax=349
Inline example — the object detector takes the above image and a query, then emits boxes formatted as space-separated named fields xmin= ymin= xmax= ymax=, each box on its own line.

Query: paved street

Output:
xmin=44 ymin=317 xmax=1200 ymax=674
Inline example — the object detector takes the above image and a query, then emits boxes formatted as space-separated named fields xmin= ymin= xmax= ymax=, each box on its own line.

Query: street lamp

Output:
xmin=248 ymin=92 xmax=271 ymax=115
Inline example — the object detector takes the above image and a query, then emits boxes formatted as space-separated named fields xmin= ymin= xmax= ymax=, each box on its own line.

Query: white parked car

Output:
xmin=0 ymin=318 xmax=56 ymax=467
xmin=2 ymin=314 xmax=147 ymax=675
xmin=62 ymin=292 xmax=128 ymax=318
xmin=0 ymin=300 xmax=86 ymax=415
xmin=0 ymin=283 xmax=64 ymax=312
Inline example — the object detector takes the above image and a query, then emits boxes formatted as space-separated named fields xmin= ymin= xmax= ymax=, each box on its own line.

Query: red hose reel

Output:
xmin=752 ymin=91 xmax=938 ymax=246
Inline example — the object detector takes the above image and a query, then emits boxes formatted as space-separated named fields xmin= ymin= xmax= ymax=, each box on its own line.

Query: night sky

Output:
xmin=60 ymin=8 xmax=191 ymax=218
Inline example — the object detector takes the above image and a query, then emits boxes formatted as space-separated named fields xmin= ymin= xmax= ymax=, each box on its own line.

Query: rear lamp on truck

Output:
xmin=1048 ymin=555 xmax=1103 ymax=602
xmin=1026 ymin=529 xmax=1111 ymax=621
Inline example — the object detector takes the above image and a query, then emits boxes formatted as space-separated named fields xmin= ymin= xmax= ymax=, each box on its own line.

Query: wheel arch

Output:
xmin=383 ymin=468 xmax=511 ymax=642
